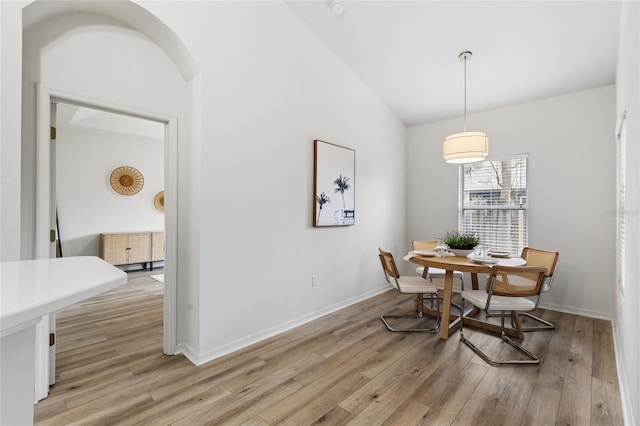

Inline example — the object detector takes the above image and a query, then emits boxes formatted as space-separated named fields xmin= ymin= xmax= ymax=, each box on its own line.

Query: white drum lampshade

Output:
xmin=443 ymin=131 xmax=488 ymax=164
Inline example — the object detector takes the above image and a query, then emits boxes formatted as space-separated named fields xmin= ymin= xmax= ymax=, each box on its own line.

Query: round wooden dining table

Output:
xmin=406 ymin=252 xmax=526 ymax=340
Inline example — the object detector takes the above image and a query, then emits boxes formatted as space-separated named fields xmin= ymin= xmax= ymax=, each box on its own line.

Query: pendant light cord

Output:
xmin=463 ymin=55 xmax=467 ymax=132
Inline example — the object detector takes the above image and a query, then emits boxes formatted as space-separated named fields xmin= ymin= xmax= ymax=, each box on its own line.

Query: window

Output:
xmin=459 ymin=155 xmax=528 ymax=255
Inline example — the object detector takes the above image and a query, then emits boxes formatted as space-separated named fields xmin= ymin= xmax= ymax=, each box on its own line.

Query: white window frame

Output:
xmin=458 ymin=154 xmax=529 ymax=255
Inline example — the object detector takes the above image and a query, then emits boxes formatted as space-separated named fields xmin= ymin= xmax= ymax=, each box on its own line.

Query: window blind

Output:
xmin=459 ymin=155 xmax=528 ymax=255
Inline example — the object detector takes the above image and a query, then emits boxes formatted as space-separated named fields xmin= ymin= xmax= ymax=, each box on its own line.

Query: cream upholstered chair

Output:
xmin=378 ymin=248 xmax=440 ymax=332
xmin=412 ymin=240 xmax=464 ymax=291
xmin=519 ymin=247 xmax=559 ymax=331
xmin=412 ymin=240 xmax=464 ymax=310
xmin=460 ymin=265 xmax=547 ymax=366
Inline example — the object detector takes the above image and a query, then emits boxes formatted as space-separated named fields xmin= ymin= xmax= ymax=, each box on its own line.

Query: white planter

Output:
xmin=450 ymin=248 xmax=473 ymax=257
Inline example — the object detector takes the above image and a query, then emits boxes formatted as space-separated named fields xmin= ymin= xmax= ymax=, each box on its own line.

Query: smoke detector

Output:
xmin=330 ymin=0 xmax=344 ymax=16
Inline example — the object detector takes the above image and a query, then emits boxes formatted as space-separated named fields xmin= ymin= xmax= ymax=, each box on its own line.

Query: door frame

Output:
xmin=35 ymin=83 xmax=178 ymax=396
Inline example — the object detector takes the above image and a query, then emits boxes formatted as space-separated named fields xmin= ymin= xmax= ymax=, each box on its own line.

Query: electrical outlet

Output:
xmin=312 ymin=275 xmax=318 ymax=287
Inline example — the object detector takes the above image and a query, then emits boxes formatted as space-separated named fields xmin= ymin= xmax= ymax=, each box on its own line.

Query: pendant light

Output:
xmin=443 ymin=51 xmax=488 ymax=164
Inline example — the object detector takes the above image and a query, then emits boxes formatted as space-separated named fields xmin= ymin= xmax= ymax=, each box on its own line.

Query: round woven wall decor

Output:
xmin=154 ymin=191 xmax=165 ymax=213
xmin=110 ymin=166 xmax=144 ymax=196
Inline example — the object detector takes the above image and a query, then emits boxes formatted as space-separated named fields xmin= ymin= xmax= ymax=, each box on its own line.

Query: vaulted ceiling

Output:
xmin=287 ymin=1 xmax=622 ymax=126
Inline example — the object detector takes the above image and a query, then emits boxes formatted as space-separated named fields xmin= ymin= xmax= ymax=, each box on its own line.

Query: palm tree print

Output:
xmin=334 ymin=174 xmax=350 ymax=209
xmin=316 ymin=192 xmax=330 ymax=223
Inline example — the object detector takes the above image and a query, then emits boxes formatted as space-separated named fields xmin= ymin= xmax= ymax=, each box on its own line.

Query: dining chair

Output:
xmin=460 ymin=264 xmax=547 ymax=366
xmin=519 ymin=247 xmax=559 ymax=331
xmin=378 ymin=248 xmax=440 ymax=332
xmin=412 ymin=240 xmax=464 ymax=311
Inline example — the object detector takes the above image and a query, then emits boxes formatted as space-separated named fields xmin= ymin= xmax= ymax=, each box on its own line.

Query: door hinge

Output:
xmin=50 ymin=126 xmax=56 ymax=140
xmin=50 ymin=229 xmax=56 ymax=243
xmin=49 ymin=333 xmax=55 ymax=346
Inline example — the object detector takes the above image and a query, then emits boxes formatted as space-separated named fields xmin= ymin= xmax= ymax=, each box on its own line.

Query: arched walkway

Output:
xmin=21 ymin=0 xmax=200 ymax=400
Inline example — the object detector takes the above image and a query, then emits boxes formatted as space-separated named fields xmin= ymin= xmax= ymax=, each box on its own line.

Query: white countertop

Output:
xmin=1 ymin=256 xmax=127 ymax=338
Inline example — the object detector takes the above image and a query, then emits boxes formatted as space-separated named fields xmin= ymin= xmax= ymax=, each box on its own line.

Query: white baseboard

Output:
xmin=539 ymin=301 xmax=614 ymax=322
xmin=175 ymin=342 xmax=200 ymax=366
xmin=181 ymin=285 xmax=391 ymax=366
xmin=611 ymin=321 xmax=634 ymax=426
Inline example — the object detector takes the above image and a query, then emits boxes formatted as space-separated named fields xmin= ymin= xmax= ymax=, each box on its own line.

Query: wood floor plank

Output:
xmin=591 ymin=376 xmax=624 ymax=426
xmin=32 ymin=399 xmax=67 ymax=422
xmin=557 ymin=351 xmax=593 ymax=426
xmin=380 ymin=398 xmax=430 ymax=426
xmin=453 ymin=391 xmax=499 ymax=426
xmin=115 ymin=382 xmax=231 ymax=425
xmin=345 ymin=392 xmax=412 ymax=426
xmin=338 ymin=347 xmax=435 ymax=416
xmin=592 ymin=318 xmax=619 ymax=387
xmin=556 ymin=316 xmax=595 ymax=426
xmin=63 ymin=361 xmax=194 ymax=410
xmin=54 ymin=347 xmax=120 ymax=370
xmin=242 ymin=417 xmax=272 ymax=426
xmin=277 ymin=371 xmax=370 ymax=426
xmin=408 ymin=341 xmax=477 ymax=406
xmin=359 ymin=330 xmax=426 ymax=379
xmin=37 ymin=390 xmax=153 ymax=426
xmin=311 ymin=405 xmax=355 ymax=425
xmin=420 ymin=361 xmax=489 ymax=424
xmin=57 ymin=345 xmax=159 ymax=381
xmin=484 ymin=367 xmax=539 ymax=426
xmin=521 ymin=384 xmax=561 ymax=426
xmin=482 ymin=316 xmax=555 ymax=425
xmin=535 ymin=310 xmax=576 ymax=391
xmin=207 ymin=355 xmax=327 ymax=425
xmin=34 ymin=273 xmax=623 ymax=426
xmin=260 ymin=350 xmax=378 ymax=424
xmin=173 ymin=353 xmax=324 ymax=425
xmin=292 ymin=344 xmax=378 ymax=388
xmin=473 ymin=361 xmax=513 ymax=398
xmin=35 ymin=367 xmax=135 ymax=415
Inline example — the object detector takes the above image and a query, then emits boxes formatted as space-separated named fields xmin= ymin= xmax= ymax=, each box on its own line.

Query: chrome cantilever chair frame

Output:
xmin=519 ymin=247 xmax=560 ymax=331
xmin=484 ymin=247 xmax=559 ymax=332
xmin=378 ymin=248 xmax=440 ymax=332
xmin=460 ymin=265 xmax=547 ymax=366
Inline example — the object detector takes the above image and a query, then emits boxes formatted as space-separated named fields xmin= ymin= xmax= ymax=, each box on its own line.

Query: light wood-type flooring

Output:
xmin=35 ymin=273 xmax=623 ymax=425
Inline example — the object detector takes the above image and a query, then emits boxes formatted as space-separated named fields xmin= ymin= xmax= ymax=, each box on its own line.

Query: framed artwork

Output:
xmin=313 ymin=140 xmax=355 ymax=227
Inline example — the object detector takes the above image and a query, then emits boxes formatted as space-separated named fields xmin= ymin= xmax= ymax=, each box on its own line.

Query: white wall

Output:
xmin=56 ymin=123 xmax=164 ymax=258
xmin=10 ymin=1 xmax=407 ymax=363
xmin=407 ymin=86 xmax=616 ymax=319
xmin=142 ymin=1 xmax=407 ymax=362
xmin=0 ymin=1 xmax=27 ymax=261
xmin=615 ymin=2 xmax=640 ymax=424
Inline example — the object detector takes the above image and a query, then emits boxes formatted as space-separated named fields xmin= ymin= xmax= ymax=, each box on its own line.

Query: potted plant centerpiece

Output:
xmin=442 ymin=230 xmax=480 ymax=257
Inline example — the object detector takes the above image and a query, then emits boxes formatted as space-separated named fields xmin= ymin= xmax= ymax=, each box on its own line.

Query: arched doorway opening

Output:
xmin=22 ymin=0 xmax=200 ymax=400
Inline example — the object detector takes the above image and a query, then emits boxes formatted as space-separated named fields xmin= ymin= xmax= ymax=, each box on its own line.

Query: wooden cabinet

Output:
xmin=100 ymin=231 xmax=164 ymax=268
xmin=151 ymin=232 xmax=164 ymax=262
xmin=101 ymin=233 xmax=128 ymax=265
xmin=128 ymin=233 xmax=152 ymax=263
